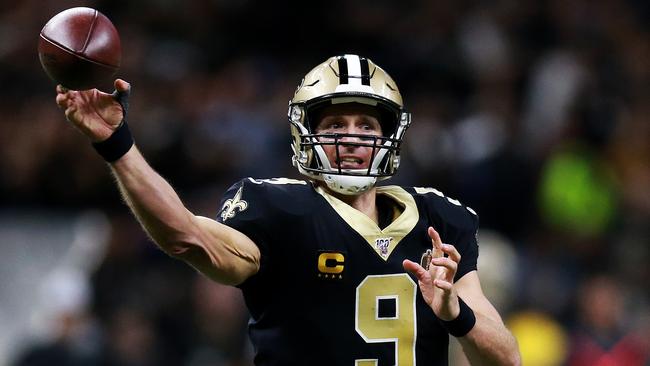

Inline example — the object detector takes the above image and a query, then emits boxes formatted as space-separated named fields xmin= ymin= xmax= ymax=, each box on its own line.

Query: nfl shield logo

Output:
xmin=375 ymin=237 xmax=393 ymax=258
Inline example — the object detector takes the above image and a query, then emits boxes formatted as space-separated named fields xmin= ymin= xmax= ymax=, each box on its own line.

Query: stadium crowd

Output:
xmin=0 ymin=0 xmax=648 ymax=365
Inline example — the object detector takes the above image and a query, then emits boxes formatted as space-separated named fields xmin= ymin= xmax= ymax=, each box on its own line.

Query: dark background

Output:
xmin=1 ymin=1 xmax=648 ymax=365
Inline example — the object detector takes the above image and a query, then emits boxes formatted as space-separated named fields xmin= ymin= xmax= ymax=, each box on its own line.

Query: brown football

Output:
xmin=38 ymin=7 xmax=121 ymax=90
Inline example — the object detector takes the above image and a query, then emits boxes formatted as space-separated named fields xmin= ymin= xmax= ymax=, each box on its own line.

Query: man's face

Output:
xmin=314 ymin=103 xmax=384 ymax=170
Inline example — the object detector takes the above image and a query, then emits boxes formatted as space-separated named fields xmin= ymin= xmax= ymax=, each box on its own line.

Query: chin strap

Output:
xmin=324 ymin=174 xmax=376 ymax=195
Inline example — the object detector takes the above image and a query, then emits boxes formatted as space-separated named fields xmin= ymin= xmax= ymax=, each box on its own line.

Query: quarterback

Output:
xmin=55 ymin=54 xmax=521 ymax=365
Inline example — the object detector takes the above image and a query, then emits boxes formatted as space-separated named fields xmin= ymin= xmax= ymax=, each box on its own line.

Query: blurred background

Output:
xmin=0 ymin=0 xmax=648 ymax=365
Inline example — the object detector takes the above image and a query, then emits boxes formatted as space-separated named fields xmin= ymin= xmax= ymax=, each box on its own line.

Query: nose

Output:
xmin=339 ymin=133 xmax=359 ymax=142
xmin=338 ymin=133 xmax=364 ymax=149
xmin=338 ymin=125 xmax=364 ymax=140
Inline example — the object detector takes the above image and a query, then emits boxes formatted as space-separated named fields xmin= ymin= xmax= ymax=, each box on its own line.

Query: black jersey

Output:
xmin=216 ymin=177 xmax=479 ymax=366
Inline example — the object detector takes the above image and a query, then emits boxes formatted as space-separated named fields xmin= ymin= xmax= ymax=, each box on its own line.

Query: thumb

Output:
xmin=114 ymin=78 xmax=131 ymax=92
xmin=111 ymin=79 xmax=131 ymax=120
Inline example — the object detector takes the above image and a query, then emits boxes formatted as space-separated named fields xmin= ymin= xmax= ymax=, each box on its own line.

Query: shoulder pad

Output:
xmin=218 ymin=177 xmax=315 ymax=223
xmin=408 ymin=186 xmax=479 ymax=231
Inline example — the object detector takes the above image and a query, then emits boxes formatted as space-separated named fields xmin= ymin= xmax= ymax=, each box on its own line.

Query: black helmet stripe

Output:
xmin=337 ymin=54 xmax=371 ymax=86
xmin=359 ymin=58 xmax=370 ymax=85
xmin=337 ymin=57 xmax=348 ymax=84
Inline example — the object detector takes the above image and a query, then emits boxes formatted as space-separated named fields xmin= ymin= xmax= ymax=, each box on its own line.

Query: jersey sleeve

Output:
xmin=452 ymin=209 xmax=479 ymax=281
xmin=216 ymin=178 xmax=274 ymax=279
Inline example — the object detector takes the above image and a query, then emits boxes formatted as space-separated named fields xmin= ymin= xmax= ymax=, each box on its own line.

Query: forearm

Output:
xmin=109 ymin=145 xmax=198 ymax=250
xmin=457 ymin=311 xmax=521 ymax=366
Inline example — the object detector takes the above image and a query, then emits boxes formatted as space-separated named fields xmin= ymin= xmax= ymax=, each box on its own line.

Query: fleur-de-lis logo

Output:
xmin=220 ymin=186 xmax=248 ymax=222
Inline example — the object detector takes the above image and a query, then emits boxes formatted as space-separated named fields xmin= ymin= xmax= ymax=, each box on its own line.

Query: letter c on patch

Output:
xmin=318 ymin=252 xmax=345 ymax=274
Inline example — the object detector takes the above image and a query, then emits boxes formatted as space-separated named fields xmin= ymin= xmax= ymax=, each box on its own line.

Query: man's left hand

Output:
xmin=403 ymin=226 xmax=462 ymax=320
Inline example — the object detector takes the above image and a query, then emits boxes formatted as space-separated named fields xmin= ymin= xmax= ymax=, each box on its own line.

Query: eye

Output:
xmin=361 ymin=123 xmax=373 ymax=130
xmin=317 ymin=120 xmax=342 ymax=132
xmin=358 ymin=119 xmax=381 ymax=134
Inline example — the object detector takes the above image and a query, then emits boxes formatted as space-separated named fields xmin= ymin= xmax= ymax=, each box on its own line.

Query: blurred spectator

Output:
xmin=508 ymin=310 xmax=569 ymax=366
xmin=538 ymin=143 xmax=618 ymax=240
xmin=185 ymin=276 xmax=251 ymax=366
xmin=101 ymin=306 xmax=165 ymax=366
xmin=472 ymin=230 xmax=519 ymax=313
xmin=567 ymin=274 xmax=650 ymax=366
xmin=12 ymin=270 xmax=103 ymax=366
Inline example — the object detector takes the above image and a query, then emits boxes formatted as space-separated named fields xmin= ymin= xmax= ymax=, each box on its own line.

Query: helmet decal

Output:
xmin=336 ymin=54 xmax=371 ymax=86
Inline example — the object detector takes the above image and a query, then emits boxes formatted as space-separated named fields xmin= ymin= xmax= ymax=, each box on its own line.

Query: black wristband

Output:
xmin=440 ymin=297 xmax=476 ymax=337
xmin=92 ymin=86 xmax=133 ymax=162
xmin=92 ymin=120 xmax=134 ymax=162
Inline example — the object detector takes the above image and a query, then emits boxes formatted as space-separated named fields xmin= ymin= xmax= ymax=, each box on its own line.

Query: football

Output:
xmin=38 ymin=7 xmax=121 ymax=90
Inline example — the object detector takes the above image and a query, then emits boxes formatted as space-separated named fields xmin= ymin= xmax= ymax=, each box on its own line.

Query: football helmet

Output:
xmin=288 ymin=54 xmax=411 ymax=195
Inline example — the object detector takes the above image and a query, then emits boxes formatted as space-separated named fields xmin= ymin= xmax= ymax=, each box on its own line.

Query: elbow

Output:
xmin=507 ymin=354 xmax=522 ymax=366
xmin=160 ymin=236 xmax=256 ymax=286
xmin=505 ymin=346 xmax=522 ymax=366
xmin=483 ymin=349 xmax=521 ymax=366
xmin=488 ymin=336 xmax=522 ymax=366
xmin=144 ymin=212 xmax=204 ymax=256
xmin=156 ymin=231 xmax=202 ymax=257
xmin=206 ymin=248 xmax=256 ymax=286
xmin=511 ymin=334 xmax=523 ymax=366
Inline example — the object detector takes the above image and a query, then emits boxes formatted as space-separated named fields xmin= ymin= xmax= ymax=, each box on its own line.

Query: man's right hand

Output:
xmin=55 ymin=79 xmax=130 ymax=142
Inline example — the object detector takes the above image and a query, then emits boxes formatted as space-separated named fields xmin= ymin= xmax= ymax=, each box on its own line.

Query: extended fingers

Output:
xmin=433 ymin=279 xmax=453 ymax=291
xmin=55 ymin=85 xmax=77 ymax=108
xmin=56 ymin=89 xmax=78 ymax=121
xmin=433 ymin=244 xmax=461 ymax=282
xmin=64 ymin=106 xmax=78 ymax=122
xmin=431 ymin=256 xmax=458 ymax=273
xmin=428 ymin=227 xmax=444 ymax=257
xmin=441 ymin=243 xmax=461 ymax=263
xmin=427 ymin=227 xmax=461 ymax=263
xmin=403 ymin=259 xmax=431 ymax=283
xmin=55 ymin=93 xmax=67 ymax=108
xmin=428 ymin=227 xmax=442 ymax=247
xmin=426 ymin=227 xmax=461 ymax=283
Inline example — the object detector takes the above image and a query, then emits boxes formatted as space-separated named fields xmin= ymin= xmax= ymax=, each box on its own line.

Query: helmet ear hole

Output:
xmin=304 ymin=101 xmax=330 ymax=133
xmin=377 ymin=105 xmax=399 ymax=137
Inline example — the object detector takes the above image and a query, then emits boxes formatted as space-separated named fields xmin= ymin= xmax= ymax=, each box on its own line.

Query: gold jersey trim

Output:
xmin=316 ymin=186 xmax=419 ymax=261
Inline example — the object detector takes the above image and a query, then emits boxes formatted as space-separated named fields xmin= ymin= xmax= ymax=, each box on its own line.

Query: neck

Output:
xmin=319 ymin=183 xmax=378 ymax=224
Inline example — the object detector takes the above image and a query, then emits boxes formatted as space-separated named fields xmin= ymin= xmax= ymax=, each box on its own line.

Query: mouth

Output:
xmin=336 ymin=156 xmax=366 ymax=169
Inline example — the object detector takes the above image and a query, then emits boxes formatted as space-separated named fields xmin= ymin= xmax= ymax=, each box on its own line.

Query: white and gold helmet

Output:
xmin=288 ymin=54 xmax=411 ymax=195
